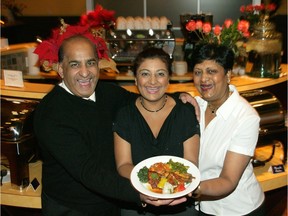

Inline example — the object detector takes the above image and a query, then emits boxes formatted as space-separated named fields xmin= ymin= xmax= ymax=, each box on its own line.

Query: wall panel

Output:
xmin=94 ymin=0 xmax=252 ymax=37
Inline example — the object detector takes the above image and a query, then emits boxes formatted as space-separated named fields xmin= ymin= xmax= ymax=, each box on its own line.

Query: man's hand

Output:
xmin=179 ymin=93 xmax=200 ymax=122
xmin=140 ymin=194 xmax=187 ymax=207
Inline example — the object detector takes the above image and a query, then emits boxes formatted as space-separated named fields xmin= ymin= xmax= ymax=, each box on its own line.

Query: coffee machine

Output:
xmin=105 ymin=28 xmax=175 ymax=72
xmin=1 ymin=97 xmax=39 ymax=189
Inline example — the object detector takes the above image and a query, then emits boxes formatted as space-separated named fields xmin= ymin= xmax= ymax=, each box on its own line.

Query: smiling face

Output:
xmin=193 ymin=60 xmax=231 ymax=103
xmin=58 ymin=37 xmax=99 ymax=98
xmin=135 ymin=58 xmax=169 ymax=102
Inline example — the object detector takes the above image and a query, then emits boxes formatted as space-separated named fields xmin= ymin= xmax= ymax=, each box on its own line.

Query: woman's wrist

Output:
xmin=192 ymin=185 xmax=201 ymax=198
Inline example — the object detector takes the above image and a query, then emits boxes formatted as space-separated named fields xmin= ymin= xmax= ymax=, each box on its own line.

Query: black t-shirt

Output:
xmin=113 ymin=96 xmax=200 ymax=164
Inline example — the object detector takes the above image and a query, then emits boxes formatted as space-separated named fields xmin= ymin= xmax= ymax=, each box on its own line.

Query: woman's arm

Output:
xmin=196 ymin=151 xmax=251 ymax=199
xmin=114 ymin=132 xmax=134 ymax=179
xmin=172 ymin=92 xmax=200 ymax=121
xmin=192 ymin=108 xmax=260 ymax=200
xmin=183 ymin=134 xmax=200 ymax=167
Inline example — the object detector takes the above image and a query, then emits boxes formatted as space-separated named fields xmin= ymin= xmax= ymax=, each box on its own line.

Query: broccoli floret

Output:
xmin=137 ymin=166 xmax=149 ymax=183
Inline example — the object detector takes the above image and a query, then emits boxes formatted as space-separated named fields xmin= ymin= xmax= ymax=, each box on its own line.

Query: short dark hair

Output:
xmin=58 ymin=35 xmax=98 ymax=63
xmin=189 ymin=43 xmax=234 ymax=74
xmin=133 ymin=47 xmax=172 ymax=76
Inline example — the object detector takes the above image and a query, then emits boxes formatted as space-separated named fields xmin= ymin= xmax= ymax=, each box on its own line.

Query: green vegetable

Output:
xmin=167 ymin=159 xmax=189 ymax=173
xmin=137 ymin=166 xmax=149 ymax=183
xmin=150 ymin=172 xmax=159 ymax=180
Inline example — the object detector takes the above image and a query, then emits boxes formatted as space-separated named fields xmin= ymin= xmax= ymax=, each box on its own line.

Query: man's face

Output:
xmin=58 ymin=38 xmax=99 ymax=98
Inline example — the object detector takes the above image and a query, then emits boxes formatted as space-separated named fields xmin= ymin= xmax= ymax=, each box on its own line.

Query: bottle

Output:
xmin=246 ymin=16 xmax=282 ymax=78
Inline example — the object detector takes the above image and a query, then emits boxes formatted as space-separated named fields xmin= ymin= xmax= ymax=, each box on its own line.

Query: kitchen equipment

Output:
xmin=1 ymin=97 xmax=39 ymax=189
xmin=240 ymin=89 xmax=287 ymax=166
xmin=173 ymin=61 xmax=188 ymax=75
xmin=0 ymin=42 xmax=40 ymax=75
xmin=105 ymin=28 xmax=175 ymax=72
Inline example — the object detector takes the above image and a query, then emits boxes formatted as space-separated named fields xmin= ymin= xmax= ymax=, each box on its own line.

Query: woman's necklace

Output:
xmin=207 ymin=103 xmax=218 ymax=114
xmin=140 ymin=95 xmax=168 ymax=112
xmin=208 ymin=88 xmax=232 ymax=115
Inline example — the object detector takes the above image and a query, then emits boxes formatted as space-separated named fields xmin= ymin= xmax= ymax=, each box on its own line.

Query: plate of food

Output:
xmin=130 ymin=155 xmax=200 ymax=199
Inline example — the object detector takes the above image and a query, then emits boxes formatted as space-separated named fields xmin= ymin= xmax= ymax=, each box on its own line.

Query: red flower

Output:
xmin=242 ymin=31 xmax=250 ymax=38
xmin=253 ymin=4 xmax=262 ymax=11
xmin=195 ymin=20 xmax=203 ymax=30
xmin=213 ymin=25 xmax=221 ymax=36
xmin=223 ymin=19 xmax=233 ymax=29
xmin=266 ymin=3 xmax=277 ymax=11
xmin=240 ymin=3 xmax=277 ymax=26
xmin=246 ymin=4 xmax=254 ymax=13
xmin=186 ymin=20 xmax=196 ymax=31
xmin=258 ymin=4 xmax=266 ymax=11
xmin=79 ymin=4 xmax=115 ymax=29
xmin=34 ymin=5 xmax=115 ymax=72
xmin=240 ymin=5 xmax=246 ymax=13
xmin=34 ymin=19 xmax=109 ymax=71
xmin=80 ymin=14 xmax=89 ymax=26
xmin=184 ymin=18 xmax=251 ymax=57
xmin=237 ymin=20 xmax=250 ymax=33
xmin=202 ymin=22 xmax=212 ymax=34
xmin=34 ymin=40 xmax=58 ymax=66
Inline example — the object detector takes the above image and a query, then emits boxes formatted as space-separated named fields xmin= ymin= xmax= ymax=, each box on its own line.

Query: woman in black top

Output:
xmin=113 ymin=48 xmax=200 ymax=216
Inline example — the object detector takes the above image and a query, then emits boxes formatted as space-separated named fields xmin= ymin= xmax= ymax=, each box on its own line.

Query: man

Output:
xmin=34 ymin=35 xmax=187 ymax=216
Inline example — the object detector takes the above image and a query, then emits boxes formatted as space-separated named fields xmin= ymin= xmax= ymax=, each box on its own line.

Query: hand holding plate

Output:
xmin=139 ymin=194 xmax=188 ymax=206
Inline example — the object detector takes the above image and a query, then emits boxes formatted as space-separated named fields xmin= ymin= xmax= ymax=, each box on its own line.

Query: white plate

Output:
xmin=130 ymin=155 xmax=200 ymax=199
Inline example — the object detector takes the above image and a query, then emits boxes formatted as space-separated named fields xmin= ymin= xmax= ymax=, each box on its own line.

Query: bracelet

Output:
xmin=141 ymin=202 xmax=147 ymax=208
xmin=192 ymin=185 xmax=201 ymax=199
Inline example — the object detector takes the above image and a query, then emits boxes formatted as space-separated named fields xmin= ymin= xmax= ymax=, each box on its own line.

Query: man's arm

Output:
xmin=175 ymin=92 xmax=200 ymax=122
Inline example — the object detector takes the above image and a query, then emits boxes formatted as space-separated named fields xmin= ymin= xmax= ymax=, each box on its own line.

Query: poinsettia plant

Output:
xmin=79 ymin=4 xmax=116 ymax=30
xmin=185 ymin=19 xmax=250 ymax=57
xmin=34 ymin=19 xmax=109 ymax=72
xmin=34 ymin=4 xmax=114 ymax=72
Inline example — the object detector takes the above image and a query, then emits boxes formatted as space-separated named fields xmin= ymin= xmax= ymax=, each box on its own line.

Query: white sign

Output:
xmin=3 ymin=69 xmax=24 ymax=87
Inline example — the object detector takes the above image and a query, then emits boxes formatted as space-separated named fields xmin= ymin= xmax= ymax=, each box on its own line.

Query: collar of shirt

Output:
xmin=196 ymin=85 xmax=238 ymax=120
xmin=59 ymin=81 xmax=96 ymax=102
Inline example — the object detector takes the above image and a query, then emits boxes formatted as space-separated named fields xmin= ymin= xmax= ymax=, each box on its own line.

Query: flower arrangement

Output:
xmin=79 ymin=4 xmax=116 ymax=29
xmin=239 ymin=3 xmax=277 ymax=26
xmin=185 ymin=19 xmax=250 ymax=57
xmin=2 ymin=0 xmax=26 ymax=17
xmin=34 ymin=5 xmax=115 ymax=72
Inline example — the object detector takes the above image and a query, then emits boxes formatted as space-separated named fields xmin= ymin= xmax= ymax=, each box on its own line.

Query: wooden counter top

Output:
xmin=0 ymin=144 xmax=287 ymax=209
xmin=123 ymin=65 xmax=287 ymax=95
xmin=254 ymin=143 xmax=287 ymax=192
xmin=0 ymin=161 xmax=42 ymax=209
xmin=1 ymin=81 xmax=54 ymax=99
